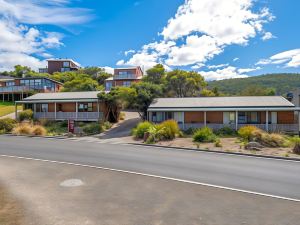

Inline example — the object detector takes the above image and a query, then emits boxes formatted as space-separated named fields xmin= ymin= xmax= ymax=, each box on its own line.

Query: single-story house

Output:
xmin=15 ymin=91 xmax=106 ymax=121
xmin=147 ymin=96 xmax=300 ymax=133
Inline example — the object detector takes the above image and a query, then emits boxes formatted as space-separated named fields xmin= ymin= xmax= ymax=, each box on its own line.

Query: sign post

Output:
xmin=68 ymin=120 xmax=75 ymax=133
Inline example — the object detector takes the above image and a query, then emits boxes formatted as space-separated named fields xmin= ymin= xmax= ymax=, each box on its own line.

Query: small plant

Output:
xmin=83 ymin=123 xmax=103 ymax=135
xmin=132 ymin=121 xmax=153 ymax=139
xmin=157 ymin=120 xmax=180 ymax=140
xmin=193 ymin=127 xmax=217 ymax=143
xmin=214 ymin=139 xmax=222 ymax=147
xmin=119 ymin=112 xmax=126 ymax=120
xmin=289 ymin=136 xmax=300 ymax=155
xmin=0 ymin=118 xmax=17 ymax=133
xmin=216 ymin=126 xmax=236 ymax=137
xmin=12 ymin=123 xmax=32 ymax=135
xmin=18 ymin=109 xmax=33 ymax=121
xmin=238 ymin=126 xmax=259 ymax=141
xmin=103 ymin=121 xmax=112 ymax=130
xmin=31 ymin=125 xmax=47 ymax=136
xmin=184 ymin=127 xmax=197 ymax=136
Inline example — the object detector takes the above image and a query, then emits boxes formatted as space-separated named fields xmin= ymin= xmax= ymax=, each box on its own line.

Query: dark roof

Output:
xmin=149 ymin=96 xmax=295 ymax=109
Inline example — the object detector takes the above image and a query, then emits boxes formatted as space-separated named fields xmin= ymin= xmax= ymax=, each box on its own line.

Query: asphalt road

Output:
xmin=0 ymin=135 xmax=300 ymax=200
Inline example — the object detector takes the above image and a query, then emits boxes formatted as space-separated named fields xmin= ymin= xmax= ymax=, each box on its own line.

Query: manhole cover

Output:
xmin=60 ymin=179 xmax=84 ymax=187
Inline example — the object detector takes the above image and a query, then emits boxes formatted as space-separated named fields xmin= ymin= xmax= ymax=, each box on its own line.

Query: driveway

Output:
xmin=0 ymin=156 xmax=299 ymax=225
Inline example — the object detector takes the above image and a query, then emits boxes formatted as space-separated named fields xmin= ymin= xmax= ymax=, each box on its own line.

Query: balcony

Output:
xmin=33 ymin=112 xmax=104 ymax=121
xmin=114 ymin=74 xmax=137 ymax=79
xmin=0 ymin=86 xmax=30 ymax=93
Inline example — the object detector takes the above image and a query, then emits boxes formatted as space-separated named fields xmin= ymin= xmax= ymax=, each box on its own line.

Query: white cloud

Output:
xmin=237 ymin=67 xmax=261 ymax=73
xmin=233 ymin=57 xmax=239 ymax=62
xmin=119 ymin=0 xmax=273 ymax=69
xmin=124 ymin=50 xmax=135 ymax=56
xmin=257 ymin=49 xmax=300 ymax=68
xmin=0 ymin=0 xmax=91 ymax=71
xmin=102 ymin=66 xmax=114 ymax=74
xmin=191 ymin=63 xmax=205 ymax=69
xmin=207 ymin=64 xmax=229 ymax=69
xmin=200 ymin=66 xmax=249 ymax=80
xmin=262 ymin=32 xmax=276 ymax=41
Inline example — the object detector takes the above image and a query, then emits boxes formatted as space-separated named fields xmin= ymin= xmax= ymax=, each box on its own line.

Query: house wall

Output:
xmin=114 ymin=68 xmax=142 ymax=78
xmin=206 ymin=111 xmax=223 ymax=123
xmin=48 ymin=61 xmax=64 ymax=74
xmin=184 ymin=112 xmax=204 ymax=123
xmin=277 ymin=111 xmax=294 ymax=124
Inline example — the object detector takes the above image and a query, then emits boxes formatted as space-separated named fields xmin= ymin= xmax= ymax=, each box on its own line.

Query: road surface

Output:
xmin=0 ymin=135 xmax=300 ymax=200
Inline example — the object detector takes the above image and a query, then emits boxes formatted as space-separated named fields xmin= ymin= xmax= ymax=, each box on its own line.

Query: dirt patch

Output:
xmin=128 ymin=136 xmax=300 ymax=159
xmin=0 ymin=184 xmax=25 ymax=225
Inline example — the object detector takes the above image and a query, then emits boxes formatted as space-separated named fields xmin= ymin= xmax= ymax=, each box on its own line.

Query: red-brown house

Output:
xmin=39 ymin=59 xmax=80 ymax=74
xmin=104 ymin=66 xmax=143 ymax=91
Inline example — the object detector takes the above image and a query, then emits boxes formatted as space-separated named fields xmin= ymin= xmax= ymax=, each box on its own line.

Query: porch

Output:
xmin=33 ymin=112 xmax=103 ymax=121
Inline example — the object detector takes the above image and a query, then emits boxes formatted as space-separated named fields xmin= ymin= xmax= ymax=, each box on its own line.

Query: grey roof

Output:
xmin=18 ymin=91 xmax=101 ymax=102
xmin=149 ymin=96 xmax=295 ymax=109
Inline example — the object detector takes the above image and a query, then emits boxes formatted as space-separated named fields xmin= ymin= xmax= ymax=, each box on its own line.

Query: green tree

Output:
xmin=62 ymin=76 xmax=102 ymax=92
xmin=131 ymin=82 xmax=163 ymax=120
xmin=142 ymin=64 xmax=166 ymax=84
xmin=79 ymin=67 xmax=112 ymax=85
xmin=98 ymin=87 xmax=136 ymax=122
xmin=240 ymin=85 xmax=276 ymax=96
xmin=166 ymin=70 xmax=206 ymax=97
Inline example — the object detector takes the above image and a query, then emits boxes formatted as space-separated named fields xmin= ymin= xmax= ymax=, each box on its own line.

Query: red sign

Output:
xmin=68 ymin=120 xmax=75 ymax=133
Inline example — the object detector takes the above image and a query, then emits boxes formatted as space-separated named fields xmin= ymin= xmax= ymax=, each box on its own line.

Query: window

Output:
xmin=63 ymin=61 xmax=70 ymax=67
xmin=6 ymin=81 xmax=15 ymax=86
xmin=165 ymin=112 xmax=173 ymax=120
xmin=123 ymin=81 xmax=131 ymax=87
xmin=36 ymin=104 xmax=48 ymax=112
xmin=229 ymin=112 xmax=235 ymax=123
xmin=152 ymin=112 xmax=164 ymax=123
xmin=106 ymin=82 xmax=113 ymax=91
xmin=249 ymin=112 xmax=258 ymax=123
xmin=61 ymin=68 xmax=70 ymax=72
xmin=78 ymin=103 xmax=93 ymax=112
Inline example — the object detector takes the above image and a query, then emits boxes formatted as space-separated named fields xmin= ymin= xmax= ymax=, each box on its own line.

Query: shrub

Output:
xmin=193 ymin=127 xmax=217 ymax=143
xmin=184 ymin=127 xmax=197 ymax=136
xmin=12 ymin=124 xmax=32 ymax=135
xmin=157 ymin=120 xmax=180 ymax=140
xmin=0 ymin=118 xmax=17 ymax=133
xmin=132 ymin=121 xmax=153 ymax=139
xmin=31 ymin=125 xmax=47 ymax=136
xmin=103 ymin=121 xmax=112 ymax=130
xmin=44 ymin=121 xmax=68 ymax=136
xmin=83 ymin=123 xmax=103 ymax=135
xmin=214 ymin=139 xmax=222 ymax=147
xmin=216 ymin=126 xmax=236 ymax=137
xmin=119 ymin=112 xmax=126 ymax=120
xmin=238 ymin=126 xmax=259 ymax=141
xmin=289 ymin=136 xmax=300 ymax=154
xmin=18 ymin=109 xmax=33 ymax=121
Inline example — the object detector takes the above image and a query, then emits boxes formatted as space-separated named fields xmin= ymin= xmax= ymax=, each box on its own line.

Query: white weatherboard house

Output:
xmin=147 ymin=96 xmax=300 ymax=133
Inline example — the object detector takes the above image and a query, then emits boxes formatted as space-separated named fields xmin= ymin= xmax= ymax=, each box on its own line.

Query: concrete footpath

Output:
xmin=0 ymin=156 xmax=299 ymax=225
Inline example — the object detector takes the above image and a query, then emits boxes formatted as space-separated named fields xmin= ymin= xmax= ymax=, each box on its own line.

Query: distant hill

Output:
xmin=208 ymin=73 xmax=300 ymax=96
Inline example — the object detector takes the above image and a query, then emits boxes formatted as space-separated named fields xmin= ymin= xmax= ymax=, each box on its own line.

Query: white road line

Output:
xmin=0 ymin=154 xmax=299 ymax=203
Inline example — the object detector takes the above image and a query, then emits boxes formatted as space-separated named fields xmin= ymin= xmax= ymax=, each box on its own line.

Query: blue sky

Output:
xmin=0 ymin=0 xmax=299 ymax=80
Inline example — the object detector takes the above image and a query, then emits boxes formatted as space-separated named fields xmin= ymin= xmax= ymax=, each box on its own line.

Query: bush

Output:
xmin=238 ymin=125 xmax=287 ymax=148
xmin=184 ymin=127 xmax=197 ymax=136
xmin=44 ymin=121 xmax=68 ymax=136
xmin=119 ymin=112 xmax=125 ymax=120
xmin=216 ymin=126 xmax=236 ymax=137
xmin=18 ymin=109 xmax=33 ymax=121
xmin=289 ymin=136 xmax=300 ymax=154
xmin=214 ymin=139 xmax=222 ymax=147
xmin=238 ymin=126 xmax=259 ymax=141
xmin=132 ymin=121 xmax=153 ymax=139
xmin=31 ymin=125 xmax=47 ymax=136
xmin=103 ymin=121 xmax=112 ymax=130
xmin=157 ymin=120 xmax=180 ymax=140
xmin=83 ymin=123 xmax=103 ymax=135
xmin=193 ymin=127 xmax=217 ymax=143
xmin=0 ymin=118 xmax=17 ymax=133
xmin=12 ymin=124 xmax=32 ymax=135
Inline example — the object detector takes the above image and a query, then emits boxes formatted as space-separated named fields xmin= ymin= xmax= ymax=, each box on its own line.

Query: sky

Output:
xmin=0 ymin=0 xmax=299 ymax=80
